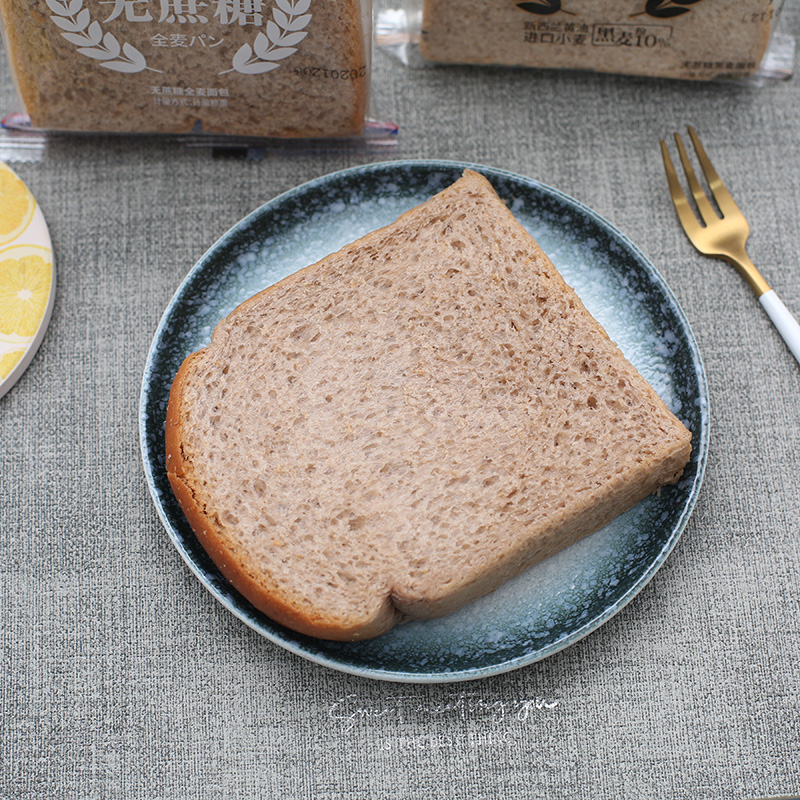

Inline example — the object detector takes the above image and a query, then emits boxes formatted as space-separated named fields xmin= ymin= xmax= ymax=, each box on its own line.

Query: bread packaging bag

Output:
xmin=387 ymin=0 xmax=785 ymax=81
xmin=0 ymin=0 xmax=371 ymax=137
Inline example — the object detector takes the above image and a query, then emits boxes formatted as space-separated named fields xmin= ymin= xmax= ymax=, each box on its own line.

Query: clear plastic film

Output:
xmin=0 ymin=0 xmax=397 ymax=154
xmin=377 ymin=0 xmax=794 ymax=84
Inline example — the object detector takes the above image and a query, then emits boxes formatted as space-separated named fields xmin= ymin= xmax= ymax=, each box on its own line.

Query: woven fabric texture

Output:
xmin=1 ymin=3 xmax=798 ymax=798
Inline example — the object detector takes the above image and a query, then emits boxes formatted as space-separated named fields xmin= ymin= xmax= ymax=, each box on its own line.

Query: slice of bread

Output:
xmin=165 ymin=170 xmax=692 ymax=641
xmin=419 ymin=0 xmax=774 ymax=81
xmin=0 ymin=0 xmax=367 ymax=137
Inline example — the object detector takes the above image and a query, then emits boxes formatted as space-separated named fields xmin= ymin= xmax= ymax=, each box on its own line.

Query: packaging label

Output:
xmin=1 ymin=0 xmax=368 ymax=136
xmin=44 ymin=0 xmax=313 ymax=76
xmin=420 ymin=0 xmax=775 ymax=81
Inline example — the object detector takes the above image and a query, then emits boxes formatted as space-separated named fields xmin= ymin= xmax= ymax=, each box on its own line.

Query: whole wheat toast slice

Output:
xmin=166 ymin=170 xmax=691 ymax=641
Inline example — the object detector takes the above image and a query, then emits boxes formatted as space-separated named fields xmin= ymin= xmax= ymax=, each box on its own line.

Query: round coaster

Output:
xmin=0 ymin=162 xmax=55 ymax=399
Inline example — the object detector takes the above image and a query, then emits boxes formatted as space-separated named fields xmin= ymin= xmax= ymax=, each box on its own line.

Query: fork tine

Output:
xmin=687 ymin=126 xmax=744 ymax=219
xmin=660 ymin=138 xmax=704 ymax=240
xmin=674 ymin=132 xmax=719 ymax=226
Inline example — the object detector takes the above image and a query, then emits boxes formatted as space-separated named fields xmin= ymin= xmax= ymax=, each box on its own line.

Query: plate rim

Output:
xmin=139 ymin=158 xmax=710 ymax=683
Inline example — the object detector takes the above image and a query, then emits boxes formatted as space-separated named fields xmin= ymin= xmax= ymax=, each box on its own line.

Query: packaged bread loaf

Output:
xmin=165 ymin=170 xmax=692 ymax=641
xmin=0 ymin=0 xmax=370 ymax=136
xmin=415 ymin=0 xmax=779 ymax=80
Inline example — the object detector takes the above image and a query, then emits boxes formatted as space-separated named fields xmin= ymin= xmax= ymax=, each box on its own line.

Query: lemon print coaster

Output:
xmin=0 ymin=162 xmax=55 ymax=399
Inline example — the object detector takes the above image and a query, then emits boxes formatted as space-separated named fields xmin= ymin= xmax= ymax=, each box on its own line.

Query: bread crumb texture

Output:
xmin=420 ymin=0 xmax=775 ymax=81
xmin=166 ymin=170 xmax=692 ymax=640
xmin=0 ymin=0 xmax=367 ymax=136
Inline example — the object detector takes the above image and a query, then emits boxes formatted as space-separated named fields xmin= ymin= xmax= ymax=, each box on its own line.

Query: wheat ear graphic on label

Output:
xmin=223 ymin=0 xmax=312 ymax=75
xmin=45 ymin=0 xmax=159 ymax=73
xmin=631 ymin=0 xmax=704 ymax=18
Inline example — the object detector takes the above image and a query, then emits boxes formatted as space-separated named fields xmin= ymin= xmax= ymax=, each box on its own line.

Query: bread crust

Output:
xmin=165 ymin=170 xmax=692 ymax=641
xmin=167 ymin=352 xmax=402 ymax=640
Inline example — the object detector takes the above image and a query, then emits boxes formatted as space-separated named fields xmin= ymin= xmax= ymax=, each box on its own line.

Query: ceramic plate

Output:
xmin=140 ymin=160 xmax=709 ymax=683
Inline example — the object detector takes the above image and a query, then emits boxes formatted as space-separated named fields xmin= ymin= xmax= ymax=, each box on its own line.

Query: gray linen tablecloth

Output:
xmin=1 ymin=3 xmax=798 ymax=798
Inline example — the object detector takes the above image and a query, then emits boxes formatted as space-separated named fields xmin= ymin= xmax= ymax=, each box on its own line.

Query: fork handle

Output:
xmin=759 ymin=290 xmax=800 ymax=365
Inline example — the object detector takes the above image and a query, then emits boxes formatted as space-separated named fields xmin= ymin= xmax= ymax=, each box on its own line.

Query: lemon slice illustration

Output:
xmin=0 ymin=163 xmax=36 ymax=247
xmin=0 ymin=245 xmax=53 ymax=337
xmin=0 ymin=348 xmax=25 ymax=380
xmin=0 ymin=163 xmax=55 ymax=400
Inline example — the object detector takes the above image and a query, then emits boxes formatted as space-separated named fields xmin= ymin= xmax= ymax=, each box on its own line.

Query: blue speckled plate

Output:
xmin=139 ymin=160 xmax=709 ymax=683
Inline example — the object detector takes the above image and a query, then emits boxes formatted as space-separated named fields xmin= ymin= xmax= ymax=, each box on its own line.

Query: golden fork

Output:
xmin=660 ymin=127 xmax=800 ymax=366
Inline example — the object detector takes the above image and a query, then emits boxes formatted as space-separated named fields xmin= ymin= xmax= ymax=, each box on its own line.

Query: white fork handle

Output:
xmin=759 ymin=290 xmax=800 ymax=365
